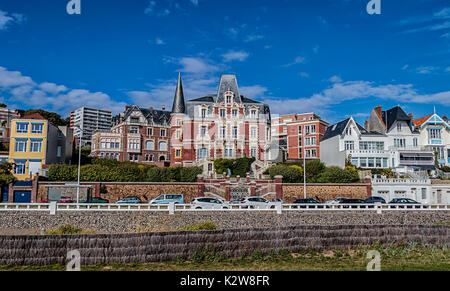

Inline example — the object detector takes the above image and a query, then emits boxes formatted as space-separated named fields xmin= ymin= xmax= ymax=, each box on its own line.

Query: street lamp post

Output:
xmin=74 ymin=125 xmax=83 ymax=204
xmin=303 ymin=133 xmax=312 ymax=199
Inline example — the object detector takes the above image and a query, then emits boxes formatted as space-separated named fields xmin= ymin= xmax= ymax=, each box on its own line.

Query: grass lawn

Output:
xmin=0 ymin=245 xmax=448 ymax=271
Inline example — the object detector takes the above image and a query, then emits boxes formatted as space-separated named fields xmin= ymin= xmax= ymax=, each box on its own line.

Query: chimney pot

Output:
xmin=150 ymin=106 xmax=153 ymax=110
xmin=408 ymin=113 xmax=413 ymax=120
xmin=162 ymin=105 xmax=166 ymax=110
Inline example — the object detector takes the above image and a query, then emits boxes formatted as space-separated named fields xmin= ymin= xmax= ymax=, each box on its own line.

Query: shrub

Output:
xmin=180 ymin=167 xmax=203 ymax=182
xmin=315 ymin=166 xmax=360 ymax=183
xmin=48 ymin=164 xmax=77 ymax=181
xmin=441 ymin=166 xmax=450 ymax=173
xmin=214 ymin=159 xmax=234 ymax=175
xmin=264 ymin=164 xmax=301 ymax=183
xmin=305 ymin=160 xmax=325 ymax=181
xmin=178 ymin=221 xmax=217 ymax=231
xmin=44 ymin=225 xmax=95 ymax=235
xmin=232 ymin=157 xmax=255 ymax=177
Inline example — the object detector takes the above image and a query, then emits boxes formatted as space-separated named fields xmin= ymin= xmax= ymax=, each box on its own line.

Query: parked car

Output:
xmin=364 ymin=196 xmax=386 ymax=204
xmin=81 ymin=197 xmax=109 ymax=204
xmin=325 ymin=197 xmax=347 ymax=204
xmin=190 ymin=197 xmax=229 ymax=209
xmin=269 ymin=198 xmax=284 ymax=203
xmin=389 ymin=198 xmax=422 ymax=209
xmin=292 ymin=198 xmax=322 ymax=209
xmin=40 ymin=196 xmax=75 ymax=203
xmin=149 ymin=194 xmax=184 ymax=204
xmin=115 ymin=196 xmax=142 ymax=204
xmin=231 ymin=197 xmax=273 ymax=209
xmin=339 ymin=198 xmax=366 ymax=209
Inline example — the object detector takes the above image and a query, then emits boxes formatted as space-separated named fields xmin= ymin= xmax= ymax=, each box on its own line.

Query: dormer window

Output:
xmin=201 ymin=108 xmax=207 ymax=118
xmin=251 ymin=110 xmax=258 ymax=119
xmin=345 ymin=127 xmax=352 ymax=135
xmin=225 ymin=91 xmax=234 ymax=104
xmin=397 ymin=123 xmax=402 ymax=132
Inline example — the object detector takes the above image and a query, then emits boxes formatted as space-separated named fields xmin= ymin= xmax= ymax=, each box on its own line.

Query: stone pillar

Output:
xmin=250 ymin=181 xmax=256 ymax=196
xmin=223 ymin=172 xmax=226 ymax=179
xmin=246 ymin=173 xmax=250 ymax=183
xmin=236 ymin=175 xmax=240 ymax=183
xmin=365 ymin=176 xmax=372 ymax=198
xmin=8 ymin=183 xmax=13 ymax=203
xmin=225 ymin=182 xmax=231 ymax=201
xmin=94 ymin=183 xmax=101 ymax=198
xmin=197 ymin=175 xmax=204 ymax=196
xmin=31 ymin=176 xmax=39 ymax=203
xmin=275 ymin=175 xmax=283 ymax=200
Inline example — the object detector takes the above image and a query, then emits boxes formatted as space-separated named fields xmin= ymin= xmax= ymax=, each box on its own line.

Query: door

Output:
xmin=13 ymin=191 xmax=31 ymax=203
xmin=29 ymin=161 xmax=41 ymax=176
xmin=1 ymin=186 xmax=8 ymax=202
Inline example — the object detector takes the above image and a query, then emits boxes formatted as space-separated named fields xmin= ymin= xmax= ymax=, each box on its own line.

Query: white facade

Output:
xmin=71 ymin=107 xmax=112 ymax=146
xmin=415 ymin=114 xmax=450 ymax=167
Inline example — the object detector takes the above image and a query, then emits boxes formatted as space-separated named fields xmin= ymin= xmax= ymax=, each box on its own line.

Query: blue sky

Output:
xmin=0 ymin=0 xmax=449 ymax=124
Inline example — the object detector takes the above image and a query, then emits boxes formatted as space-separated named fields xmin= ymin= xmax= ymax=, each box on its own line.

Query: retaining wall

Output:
xmin=0 ymin=224 xmax=448 ymax=266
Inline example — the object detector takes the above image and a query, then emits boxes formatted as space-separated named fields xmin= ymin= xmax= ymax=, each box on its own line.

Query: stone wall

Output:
xmin=0 ymin=211 xmax=448 ymax=234
xmin=282 ymin=183 xmax=370 ymax=203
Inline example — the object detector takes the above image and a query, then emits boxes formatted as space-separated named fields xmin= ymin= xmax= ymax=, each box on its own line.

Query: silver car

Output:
xmin=231 ymin=197 xmax=274 ymax=209
xmin=325 ymin=197 xmax=347 ymax=204
xmin=190 ymin=197 xmax=229 ymax=209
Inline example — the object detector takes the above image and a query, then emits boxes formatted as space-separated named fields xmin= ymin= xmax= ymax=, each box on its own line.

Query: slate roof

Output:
xmin=121 ymin=106 xmax=171 ymax=124
xmin=322 ymin=118 xmax=382 ymax=141
xmin=381 ymin=106 xmax=413 ymax=132
xmin=172 ymin=73 xmax=186 ymax=114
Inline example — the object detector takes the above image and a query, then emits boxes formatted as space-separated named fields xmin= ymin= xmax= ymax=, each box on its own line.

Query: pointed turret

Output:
xmin=172 ymin=73 xmax=186 ymax=114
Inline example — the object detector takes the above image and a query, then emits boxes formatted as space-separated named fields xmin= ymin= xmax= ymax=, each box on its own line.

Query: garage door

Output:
xmin=14 ymin=191 xmax=31 ymax=203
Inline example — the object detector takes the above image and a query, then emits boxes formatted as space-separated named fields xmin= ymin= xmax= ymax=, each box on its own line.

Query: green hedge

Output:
xmin=48 ymin=159 xmax=202 ymax=183
xmin=214 ymin=157 xmax=255 ymax=177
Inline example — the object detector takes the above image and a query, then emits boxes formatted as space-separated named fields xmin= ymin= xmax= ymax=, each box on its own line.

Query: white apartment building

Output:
xmin=413 ymin=113 xmax=450 ymax=167
xmin=320 ymin=106 xmax=435 ymax=174
xmin=70 ymin=107 xmax=112 ymax=147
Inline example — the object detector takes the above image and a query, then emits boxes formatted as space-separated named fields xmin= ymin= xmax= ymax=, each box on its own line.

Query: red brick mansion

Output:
xmin=91 ymin=74 xmax=274 ymax=172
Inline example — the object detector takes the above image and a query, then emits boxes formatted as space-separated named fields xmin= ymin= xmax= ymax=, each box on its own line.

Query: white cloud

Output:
xmin=299 ymin=72 xmax=310 ymax=78
xmin=328 ymin=75 xmax=343 ymax=83
xmin=176 ymin=57 xmax=220 ymax=75
xmin=0 ymin=10 xmax=25 ymax=30
xmin=282 ymin=56 xmax=306 ymax=67
xmin=445 ymin=67 xmax=450 ymax=72
xmin=0 ymin=66 xmax=126 ymax=116
xmin=416 ymin=66 xmax=436 ymax=74
xmin=222 ymin=50 xmax=249 ymax=62
xmin=441 ymin=32 xmax=450 ymax=38
xmin=155 ymin=38 xmax=166 ymax=45
xmin=244 ymin=34 xmax=264 ymax=42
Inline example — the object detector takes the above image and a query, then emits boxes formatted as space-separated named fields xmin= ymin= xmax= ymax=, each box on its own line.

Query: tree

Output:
xmin=315 ymin=166 xmax=360 ymax=183
xmin=20 ymin=109 xmax=69 ymax=126
xmin=0 ymin=162 xmax=15 ymax=186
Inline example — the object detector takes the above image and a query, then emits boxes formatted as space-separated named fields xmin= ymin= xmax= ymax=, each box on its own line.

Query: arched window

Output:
xmin=146 ymin=140 xmax=155 ymax=150
xmin=159 ymin=156 xmax=166 ymax=162
xmin=159 ymin=141 xmax=167 ymax=151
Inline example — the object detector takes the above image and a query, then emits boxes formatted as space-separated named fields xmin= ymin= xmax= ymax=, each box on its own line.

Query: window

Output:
xmin=220 ymin=109 xmax=226 ymax=118
xmin=376 ymin=158 xmax=382 ymax=168
xmin=130 ymin=117 xmax=139 ymax=124
xmin=220 ymin=126 xmax=226 ymax=138
xmin=250 ymin=148 xmax=257 ymax=158
xmin=413 ymin=137 xmax=418 ymax=147
xmin=14 ymin=161 xmax=26 ymax=175
xmin=129 ymin=127 xmax=138 ymax=134
xmin=310 ymin=125 xmax=316 ymax=133
xmin=16 ymin=123 xmax=28 ymax=133
xmin=397 ymin=123 xmax=402 ymax=132
xmin=232 ymin=126 xmax=238 ymax=139
xmin=115 ymin=142 xmax=120 ymax=149
xmin=30 ymin=139 xmax=42 ymax=153
xmin=31 ymin=123 xmax=43 ymax=134
xmin=160 ymin=129 xmax=166 ymax=137
xmin=232 ymin=109 xmax=238 ymax=117
xmin=310 ymin=136 xmax=317 ymax=145
xmin=368 ymin=157 xmax=375 ymax=168
xmin=305 ymin=125 xmax=310 ymax=134
xmin=305 ymin=138 xmax=311 ymax=146
xmin=226 ymin=95 xmax=232 ymax=103
xmin=175 ymin=149 xmax=182 ymax=158
xmin=197 ymin=148 xmax=208 ymax=160
xmin=15 ymin=139 xmax=27 ymax=152
xmin=394 ymin=138 xmax=406 ymax=148
xmin=351 ymin=157 xmax=359 ymax=166
xmin=310 ymin=149 xmax=317 ymax=157
xmin=146 ymin=140 xmax=155 ymax=150
xmin=298 ymin=137 xmax=302 ymax=147
xmin=251 ymin=110 xmax=257 ymax=119
xmin=148 ymin=128 xmax=153 ymax=136
xmin=360 ymin=157 xmax=367 ymax=168
xmin=421 ymin=188 xmax=427 ymax=200
xmin=201 ymin=126 xmax=207 ymax=137
xmin=225 ymin=148 xmax=233 ymax=158
xmin=429 ymin=129 xmax=441 ymax=139
xmin=359 ymin=141 xmax=384 ymax=150
xmin=159 ymin=141 xmax=167 ymax=151
xmin=101 ymin=142 xmax=106 ymax=149
xmin=176 ymin=130 xmax=181 ymax=139
xmin=383 ymin=158 xmax=388 ymax=168
xmin=176 ymin=119 xmax=182 ymax=126
xmin=201 ymin=109 xmax=207 ymax=118
xmin=345 ymin=127 xmax=352 ymax=135
xmin=345 ymin=141 xmax=354 ymax=150
xmin=298 ymin=126 xmax=302 ymax=134
xmin=251 ymin=127 xmax=257 ymax=138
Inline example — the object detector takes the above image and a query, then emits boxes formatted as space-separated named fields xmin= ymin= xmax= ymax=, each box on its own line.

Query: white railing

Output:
xmin=0 ymin=203 xmax=449 ymax=214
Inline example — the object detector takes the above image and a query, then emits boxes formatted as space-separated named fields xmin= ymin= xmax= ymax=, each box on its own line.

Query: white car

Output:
xmin=190 ymin=197 xmax=229 ymax=209
xmin=325 ymin=197 xmax=347 ymax=204
xmin=231 ymin=197 xmax=275 ymax=209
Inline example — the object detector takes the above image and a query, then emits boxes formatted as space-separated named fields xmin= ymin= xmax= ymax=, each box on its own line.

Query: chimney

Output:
xmin=408 ymin=113 xmax=413 ymax=120
xmin=364 ymin=120 xmax=369 ymax=130
xmin=125 ymin=104 xmax=132 ymax=111
xmin=150 ymin=106 xmax=153 ymax=110
xmin=162 ymin=105 xmax=166 ymax=111
xmin=375 ymin=105 xmax=382 ymax=116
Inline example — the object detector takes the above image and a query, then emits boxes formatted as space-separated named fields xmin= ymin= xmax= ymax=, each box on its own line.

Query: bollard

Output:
xmin=276 ymin=202 xmax=282 ymax=215
xmin=169 ymin=202 xmax=175 ymax=215
xmin=50 ymin=201 xmax=57 ymax=215
xmin=375 ymin=202 xmax=382 ymax=214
